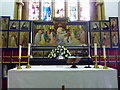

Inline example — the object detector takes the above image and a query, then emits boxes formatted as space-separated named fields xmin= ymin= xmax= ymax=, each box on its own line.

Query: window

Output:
xmin=80 ymin=0 xmax=90 ymax=21
xmin=28 ymin=0 xmax=90 ymax=21
xmin=41 ymin=0 xmax=52 ymax=21
xmin=68 ymin=0 xmax=78 ymax=21
xmin=55 ymin=0 xmax=65 ymax=17
xmin=29 ymin=0 xmax=40 ymax=20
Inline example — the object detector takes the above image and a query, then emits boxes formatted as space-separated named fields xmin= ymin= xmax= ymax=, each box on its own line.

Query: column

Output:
xmin=39 ymin=0 xmax=42 ymax=20
xmin=65 ymin=0 xmax=68 ymax=18
xmin=78 ymin=0 xmax=80 ymax=21
xmin=16 ymin=0 xmax=24 ymax=20
xmin=22 ymin=2 xmax=29 ymax=20
xmin=52 ymin=0 xmax=55 ymax=18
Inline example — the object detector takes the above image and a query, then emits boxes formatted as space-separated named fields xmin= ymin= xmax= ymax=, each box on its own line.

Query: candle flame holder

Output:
xmin=26 ymin=56 xmax=31 ymax=68
xmin=103 ymin=58 xmax=108 ymax=69
xmin=17 ymin=58 xmax=22 ymax=69
xmin=93 ymin=55 xmax=99 ymax=68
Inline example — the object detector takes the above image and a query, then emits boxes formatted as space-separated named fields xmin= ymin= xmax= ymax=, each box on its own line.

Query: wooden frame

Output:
xmin=33 ymin=21 xmax=89 ymax=46
xmin=1 ymin=17 xmax=120 ymax=61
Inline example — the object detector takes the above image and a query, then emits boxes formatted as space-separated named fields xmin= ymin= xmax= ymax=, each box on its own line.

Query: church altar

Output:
xmin=8 ymin=65 xmax=118 ymax=88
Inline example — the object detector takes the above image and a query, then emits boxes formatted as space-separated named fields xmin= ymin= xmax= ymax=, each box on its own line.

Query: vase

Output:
xmin=57 ymin=54 xmax=65 ymax=59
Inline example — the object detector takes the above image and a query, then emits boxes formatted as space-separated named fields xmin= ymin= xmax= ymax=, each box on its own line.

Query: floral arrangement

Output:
xmin=48 ymin=45 xmax=71 ymax=59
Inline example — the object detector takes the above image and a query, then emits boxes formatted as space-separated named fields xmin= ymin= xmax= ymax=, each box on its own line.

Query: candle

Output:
xmin=31 ymin=22 xmax=32 ymax=43
xmin=19 ymin=45 xmax=22 ymax=59
xmin=30 ymin=55 xmax=33 ymax=58
xmin=88 ymin=32 xmax=90 ymax=45
xmin=88 ymin=32 xmax=91 ymax=58
xmin=28 ymin=43 xmax=31 ymax=56
xmin=94 ymin=43 xmax=97 ymax=56
xmin=31 ymin=31 xmax=32 ymax=43
xmin=103 ymin=45 xmax=106 ymax=58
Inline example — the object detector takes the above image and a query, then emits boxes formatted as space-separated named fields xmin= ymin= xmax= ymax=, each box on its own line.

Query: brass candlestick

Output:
xmin=17 ymin=58 xmax=22 ymax=69
xmin=94 ymin=55 xmax=99 ymax=68
xmin=26 ymin=56 xmax=31 ymax=68
xmin=103 ymin=58 xmax=108 ymax=69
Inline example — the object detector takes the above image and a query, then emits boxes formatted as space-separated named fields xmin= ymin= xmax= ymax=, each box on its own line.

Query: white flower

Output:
xmin=54 ymin=54 xmax=56 ymax=57
xmin=58 ymin=45 xmax=61 ymax=48
xmin=65 ymin=55 xmax=68 ymax=57
xmin=48 ymin=45 xmax=71 ymax=59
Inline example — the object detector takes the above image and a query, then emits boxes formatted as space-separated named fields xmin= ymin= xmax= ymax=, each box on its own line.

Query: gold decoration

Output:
xmin=17 ymin=65 xmax=22 ymax=69
xmin=26 ymin=56 xmax=31 ymax=68
xmin=94 ymin=55 xmax=99 ymax=68
xmin=17 ymin=58 xmax=22 ymax=69
xmin=103 ymin=58 xmax=108 ymax=69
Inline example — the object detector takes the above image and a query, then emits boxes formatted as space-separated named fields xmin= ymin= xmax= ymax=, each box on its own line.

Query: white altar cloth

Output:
xmin=8 ymin=65 xmax=118 ymax=88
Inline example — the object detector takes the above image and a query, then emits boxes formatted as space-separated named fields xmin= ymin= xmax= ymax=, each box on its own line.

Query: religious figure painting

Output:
xmin=1 ymin=32 xmax=8 ymax=48
xmin=90 ymin=22 xmax=100 ymax=31
xmin=20 ymin=21 xmax=30 ymax=30
xmin=91 ymin=32 xmax=100 ymax=47
xmin=109 ymin=17 xmax=118 ymax=31
xmin=9 ymin=21 xmax=19 ymax=30
xmin=101 ymin=21 xmax=110 ymax=30
xmin=34 ymin=26 xmax=51 ymax=46
xmin=33 ymin=24 xmax=88 ymax=46
xmin=101 ymin=32 xmax=110 ymax=48
xmin=57 ymin=24 xmax=87 ymax=46
xmin=8 ymin=32 xmax=18 ymax=48
xmin=20 ymin=32 xmax=29 ymax=48
xmin=111 ymin=32 xmax=119 ymax=48
xmin=1 ymin=16 xmax=10 ymax=30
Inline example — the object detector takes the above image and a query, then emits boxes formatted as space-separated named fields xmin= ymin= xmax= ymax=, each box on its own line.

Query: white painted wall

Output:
xmin=104 ymin=0 xmax=120 ymax=20
xmin=0 ymin=0 xmax=14 ymax=19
